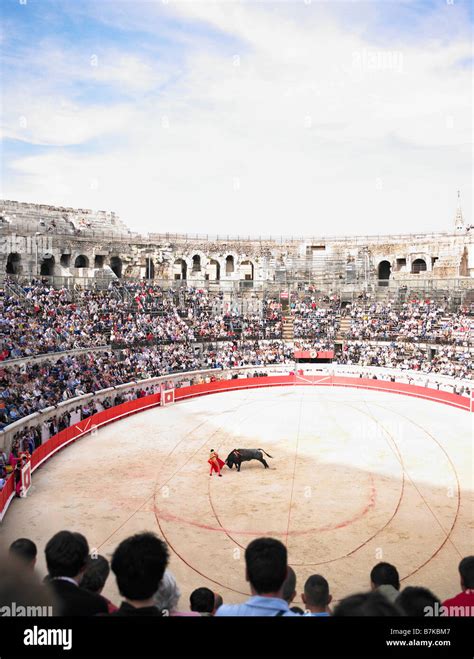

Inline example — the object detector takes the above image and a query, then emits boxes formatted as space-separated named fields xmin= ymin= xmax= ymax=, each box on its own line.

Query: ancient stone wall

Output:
xmin=1 ymin=199 xmax=473 ymax=289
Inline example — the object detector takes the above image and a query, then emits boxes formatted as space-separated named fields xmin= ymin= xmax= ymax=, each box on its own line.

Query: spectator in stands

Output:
xmin=302 ymin=575 xmax=332 ymax=616
xmin=442 ymin=556 xmax=474 ymax=616
xmin=110 ymin=532 xmax=169 ymax=616
xmin=370 ymin=562 xmax=400 ymax=604
xmin=9 ymin=538 xmax=37 ymax=571
xmin=153 ymin=570 xmax=199 ymax=616
xmin=80 ymin=555 xmax=118 ymax=613
xmin=216 ymin=538 xmax=300 ymax=616
xmin=190 ymin=587 xmax=215 ymax=616
xmin=44 ymin=530 xmax=108 ymax=616
xmin=333 ymin=591 xmax=401 ymax=616
xmin=396 ymin=586 xmax=441 ymax=616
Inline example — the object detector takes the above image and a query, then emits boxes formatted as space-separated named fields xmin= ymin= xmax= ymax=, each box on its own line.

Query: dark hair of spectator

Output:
xmin=245 ymin=537 xmax=287 ymax=595
xmin=370 ymin=562 xmax=400 ymax=590
xmin=80 ymin=555 xmax=110 ymax=594
xmin=190 ymin=587 xmax=215 ymax=613
xmin=304 ymin=574 xmax=330 ymax=608
xmin=9 ymin=538 xmax=37 ymax=564
xmin=334 ymin=592 xmax=402 ymax=617
xmin=111 ymin=532 xmax=169 ymax=601
xmin=45 ymin=531 xmax=89 ymax=579
xmin=459 ymin=556 xmax=474 ymax=589
xmin=395 ymin=587 xmax=441 ymax=616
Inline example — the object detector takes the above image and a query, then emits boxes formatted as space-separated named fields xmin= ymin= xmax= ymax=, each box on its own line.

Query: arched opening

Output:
xmin=74 ymin=255 xmax=89 ymax=268
xmin=192 ymin=254 xmax=201 ymax=272
xmin=378 ymin=260 xmax=391 ymax=280
xmin=94 ymin=255 xmax=105 ymax=269
xmin=145 ymin=258 xmax=155 ymax=279
xmin=411 ymin=258 xmax=427 ymax=274
xmin=60 ymin=254 xmax=71 ymax=268
xmin=110 ymin=256 xmax=122 ymax=278
xmin=6 ymin=253 xmax=21 ymax=275
xmin=209 ymin=259 xmax=220 ymax=281
xmin=225 ymin=255 xmax=234 ymax=274
xmin=174 ymin=259 xmax=187 ymax=280
xmin=240 ymin=260 xmax=254 ymax=281
xmin=40 ymin=255 xmax=55 ymax=276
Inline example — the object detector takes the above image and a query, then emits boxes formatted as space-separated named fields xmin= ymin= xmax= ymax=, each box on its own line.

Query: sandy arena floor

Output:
xmin=1 ymin=386 xmax=472 ymax=608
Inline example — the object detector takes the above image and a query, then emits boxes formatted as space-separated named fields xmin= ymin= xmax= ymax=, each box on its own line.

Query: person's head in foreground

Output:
xmin=190 ymin=587 xmax=215 ymax=614
xmin=302 ymin=575 xmax=332 ymax=615
xmin=396 ymin=586 xmax=441 ymax=616
xmin=370 ymin=562 xmax=400 ymax=603
xmin=458 ymin=556 xmax=474 ymax=592
xmin=246 ymin=537 xmax=288 ymax=597
xmin=9 ymin=538 xmax=37 ymax=571
xmin=281 ymin=566 xmax=297 ymax=605
xmin=80 ymin=555 xmax=110 ymax=595
xmin=111 ymin=532 xmax=169 ymax=609
xmin=334 ymin=591 xmax=402 ymax=616
xmin=153 ymin=570 xmax=181 ymax=613
xmin=45 ymin=531 xmax=89 ymax=582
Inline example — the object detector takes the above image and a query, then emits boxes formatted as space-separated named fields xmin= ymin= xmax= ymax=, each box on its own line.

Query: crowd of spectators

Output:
xmin=3 ymin=532 xmax=473 ymax=617
xmin=1 ymin=281 xmax=472 ymax=361
xmin=0 ymin=280 xmax=472 ymax=431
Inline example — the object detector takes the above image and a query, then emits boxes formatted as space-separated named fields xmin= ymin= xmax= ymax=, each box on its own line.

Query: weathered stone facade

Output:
xmin=1 ymin=198 xmax=473 ymax=294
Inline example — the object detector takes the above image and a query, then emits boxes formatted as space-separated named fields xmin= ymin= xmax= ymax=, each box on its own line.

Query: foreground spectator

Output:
xmin=111 ymin=532 xmax=169 ymax=616
xmin=216 ymin=538 xmax=300 ymax=616
xmin=213 ymin=593 xmax=223 ymax=614
xmin=396 ymin=586 xmax=440 ymax=617
xmin=9 ymin=538 xmax=37 ymax=571
xmin=334 ymin=592 xmax=401 ymax=616
xmin=302 ymin=575 xmax=332 ymax=616
xmin=154 ymin=570 xmax=199 ymax=616
xmin=370 ymin=562 xmax=400 ymax=604
xmin=0 ymin=552 xmax=57 ymax=615
xmin=45 ymin=531 xmax=108 ymax=616
xmin=442 ymin=556 xmax=474 ymax=616
xmin=190 ymin=587 xmax=216 ymax=616
xmin=80 ymin=555 xmax=118 ymax=613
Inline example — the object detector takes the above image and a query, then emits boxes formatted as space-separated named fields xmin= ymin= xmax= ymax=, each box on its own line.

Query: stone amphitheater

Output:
xmin=1 ymin=198 xmax=473 ymax=301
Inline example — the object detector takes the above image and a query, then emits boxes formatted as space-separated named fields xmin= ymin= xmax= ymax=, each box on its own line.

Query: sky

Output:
xmin=0 ymin=0 xmax=472 ymax=237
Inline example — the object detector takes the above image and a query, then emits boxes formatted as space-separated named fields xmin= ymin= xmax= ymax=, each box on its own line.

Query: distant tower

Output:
xmin=454 ymin=190 xmax=465 ymax=233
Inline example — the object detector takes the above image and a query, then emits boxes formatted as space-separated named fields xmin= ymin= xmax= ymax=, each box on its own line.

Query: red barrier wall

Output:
xmin=1 ymin=376 xmax=470 ymax=521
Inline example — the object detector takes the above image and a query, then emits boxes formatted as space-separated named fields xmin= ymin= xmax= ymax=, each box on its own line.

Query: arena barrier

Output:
xmin=0 ymin=373 xmax=471 ymax=522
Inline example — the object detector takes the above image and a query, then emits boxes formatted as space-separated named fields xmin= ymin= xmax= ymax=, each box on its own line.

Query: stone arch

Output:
xmin=145 ymin=257 xmax=155 ymax=279
xmin=94 ymin=255 xmax=105 ymax=268
xmin=110 ymin=256 xmax=123 ymax=278
xmin=40 ymin=255 xmax=55 ymax=276
xmin=411 ymin=258 xmax=427 ymax=274
xmin=60 ymin=254 xmax=71 ymax=268
xmin=74 ymin=254 xmax=89 ymax=268
xmin=378 ymin=260 xmax=391 ymax=280
xmin=6 ymin=252 xmax=21 ymax=275
xmin=207 ymin=258 xmax=221 ymax=281
xmin=225 ymin=254 xmax=235 ymax=275
xmin=192 ymin=254 xmax=202 ymax=272
xmin=173 ymin=258 xmax=187 ymax=280
xmin=240 ymin=259 xmax=254 ymax=281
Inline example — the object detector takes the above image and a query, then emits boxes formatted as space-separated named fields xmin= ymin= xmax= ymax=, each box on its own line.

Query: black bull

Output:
xmin=225 ymin=448 xmax=273 ymax=471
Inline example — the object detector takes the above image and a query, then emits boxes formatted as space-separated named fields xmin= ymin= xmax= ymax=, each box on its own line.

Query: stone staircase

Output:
xmin=282 ymin=316 xmax=294 ymax=340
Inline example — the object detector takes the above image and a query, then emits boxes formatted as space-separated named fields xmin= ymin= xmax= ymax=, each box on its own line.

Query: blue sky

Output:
xmin=1 ymin=0 xmax=472 ymax=235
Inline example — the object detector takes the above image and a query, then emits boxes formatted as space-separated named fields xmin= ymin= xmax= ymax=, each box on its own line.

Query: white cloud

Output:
xmin=3 ymin=1 xmax=472 ymax=236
